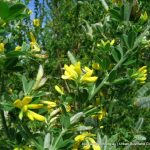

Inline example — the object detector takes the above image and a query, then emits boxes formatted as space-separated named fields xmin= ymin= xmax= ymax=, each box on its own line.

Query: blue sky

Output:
xmin=27 ymin=0 xmax=43 ymax=20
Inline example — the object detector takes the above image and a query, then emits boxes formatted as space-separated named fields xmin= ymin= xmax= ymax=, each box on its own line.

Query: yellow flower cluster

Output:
xmin=33 ymin=19 xmax=40 ymax=27
xmin=131 ymin=66 xmax=148 ymax=84
xmin=55 ymin=85 xmax=64 ymax=95
xmin=42 ymin=100 xmax=57 ymax=109
xmin=15 ymin=45 xmax=22 ymax=51
xmin=92 ymin=109 xmax=107 ymax=121
xmin=14 ymin=146 xmax=32 ymax=150
xmin=30 ymin=32 xmax=40 ymax=52
xmin=14 ymin=96 xmax=45 ymax=121
xmin=0 ymin=43 xmax=4 ymax=52
xmin=62 ymin=62 xmax=98 ymax=84
xmin=97 ymin=39 xmax=115 ymax=47
xmin=73 ymin=132 xmax=101 ymax=150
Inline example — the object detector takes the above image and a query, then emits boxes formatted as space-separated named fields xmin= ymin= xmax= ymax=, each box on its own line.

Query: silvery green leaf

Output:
xmin=67 ymin=51 xmax=77 ymax=64
xmin=134 ymin=135 xmax=146 ymax=141
xmin=44 ymin=133 xmax=50 ymax=149
xmin=76 ymin=125 xmax=93 ymax=131
xmin=70 ymin=112 xmax=84 ymax=124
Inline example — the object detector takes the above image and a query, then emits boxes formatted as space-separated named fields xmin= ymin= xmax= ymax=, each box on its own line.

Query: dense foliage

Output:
xmin=0 ymin=0 xmax=150 ymax=149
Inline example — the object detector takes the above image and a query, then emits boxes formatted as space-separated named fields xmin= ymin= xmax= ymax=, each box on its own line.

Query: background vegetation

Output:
xmin=0 ymin=0 xmax=150 ymax=149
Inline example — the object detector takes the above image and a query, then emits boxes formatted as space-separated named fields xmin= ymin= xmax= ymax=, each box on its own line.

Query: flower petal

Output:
xmin=27 ymin=110 xmax=46 ymax=121
xmin=55 ymin=85 xmax=64 ymax=95
xmin=26 ymin=111 xmax=34 ymax=121
xmin=14 ymin=99 xmax=22 ymax=108
xmin=81 ymin=76 xmax=98 ymax=83
xmin=42 ymin=101 xmax=57 ymax=108
xmin=28 ymin=104 xmax=43 ymax=109
xmin=22 ymin=96 xmax=32 ymax=105
xmin=87 ymin=137 xmax=101 ymax=150
xmin=74 ymin=62 xmax=82 ymax=75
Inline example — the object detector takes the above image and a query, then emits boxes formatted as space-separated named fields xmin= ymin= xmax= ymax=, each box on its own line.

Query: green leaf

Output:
xmin=122 ymin=34 xmax=129 ymax=48
xmin=6 ymin=51 xmax=25 ymax=58
xmin=70 ymin=112 xmax=84 ymax=124
xmin=97 ymin=133 xmax=102 ymax=147
xmin=128 ymin=31 xmax=137 ymax=48
xmin=100 ymin=0 xmax=109 ymax=11
xmin=122 ymin=3 xmax=132 ymax=21
xmin=32 ymin=91 xmax=49 ymax=97
xmin=116 ymin=45 xmax=123 ymax=58
xmin=44 ymin=133 xmax=50 ymax=149
xmin=21 ymin=42 xmax=30 ymax=52
xmin=22 ymin=76 xmax=34 ymax=95
xmin=103 ymin=135 xmax=108 ymax=150
xmin=136 ymin=82 xmax=150 ymax=97
xmin=134 ymin=96 xmax=150 ymax=108
xmin=0 ymin=1 xmax=9 ymax=19
xmin=60 ymin=114 xmax=70 ymax=128
xmin=134 ymin=117 xmax=144 ymax=132
xmin=134 ymin=135 xmax=146 ymax=141
xmin=110 ymin=8 xmax=121 ymax=21
xmin=76 ymin=125 xmax=93 ymax=131
xmin=67 ymin=51 xmax=76 ymax=64
xmin=123 ymin=59 xmax=136 ymax=66
xmin=108 ymin=70 xmax=117 ymax=82
xmin=100 ymin=57 xmax=110 ymax=70
xmin=22 ymin=75 xmax=29 ymax=95
xmin=9 ymin=4 xmax=25 ymax=15
xmin=111 ymin=49 xmax=120 ymax=62
xmin=112 ymin=78 xmax=129 ymax=84
xmin=7 ymin=3 xmax=26 ymax=20
xmin=77 ymin=88 xmax=89 ymax=104
xmin=0 ymin=102 xmax=13 ymax=111
xmin=57 ymin=139 xmax=71 ymax=149
xmin=4 ymin=57 xmax=18 ymax=70
xmin=26 ymin=80 xmax=35 ymax=95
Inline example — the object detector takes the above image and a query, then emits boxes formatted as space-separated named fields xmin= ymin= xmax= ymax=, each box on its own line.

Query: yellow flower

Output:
xmin=80 ymin=67 xmax=97 ymax=83
xmin=55 ymin=85 xmax=64 ymax=95
xmin=75 ymin=132 xmax=95 ymax=143
xmin=60 ymin=103 xmax=71 ymax=112
xmin=83 ymin=144 xmax=91 ymax=150
xmin=62 ymin=64 xmax=78 ymax=80
xmin=15 ymin=45 xmax=22 ymax=51
xmin=97 ymin=39 xmax=115 ymax=48
xmin=26 ymin=110 xmax=45 ymax=121
xmin=98 ymin=109 xmax=107 ymax=121
xmin=14 ymin=146 xmax=33 ymax=150
xmin=33 ymin=19 xmax=40 ymax=27
xmin=42 ymin=100 xmax=57 ymax=109
xmin=14 ymin=96 xmax=45 ymax=121
xmin=87 ymin=137 xmax=101 ymax=150
xmin=65 ymin=104 xmax=71 ymax=112
xmin=73 ymin=132 xmax=101 ymax=150
xmin=131 ymin=66 xmax=148 ymax=84
xmin=62 ymin=62 xmax=98 ymax=84
xmin=0 ymin=43 xmax=4 ymax=52
xmin=92 ymin=109 xmax=107 ymax=121
xmin=30 ymin=32 xmax=40 ymax=52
